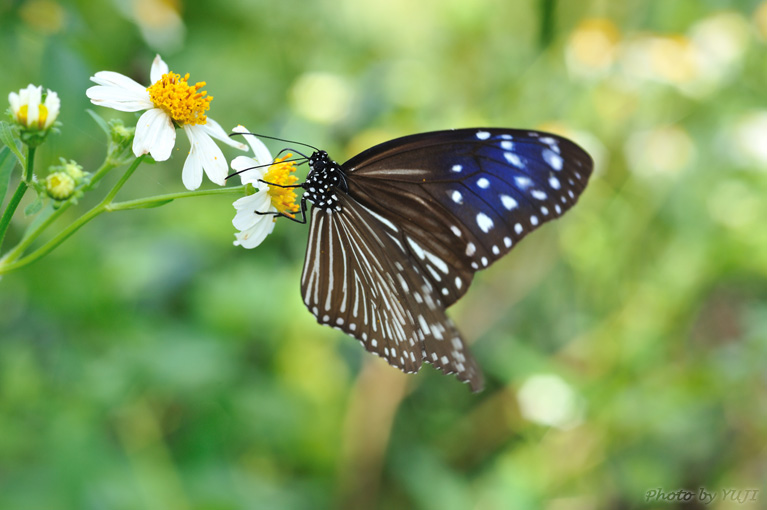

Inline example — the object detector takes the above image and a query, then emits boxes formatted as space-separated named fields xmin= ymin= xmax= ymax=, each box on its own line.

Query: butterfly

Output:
xmin=258 ymin=128 xmax=592 ymax=391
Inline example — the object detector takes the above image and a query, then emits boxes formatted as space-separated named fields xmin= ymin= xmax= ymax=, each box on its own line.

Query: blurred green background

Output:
xmin=2 ymin=0 xmax=767 ymax=508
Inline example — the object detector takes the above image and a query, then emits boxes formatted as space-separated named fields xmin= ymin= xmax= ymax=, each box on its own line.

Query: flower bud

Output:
xmin=62 ymin=159 xmax=85 ymax=184
xmin=106 ymin=119 xmax=136 ymax=165
xmin=8 ymin=84 xmax=60 ymax=130
xmin=45 ymin=171 xmax=75 ymax=200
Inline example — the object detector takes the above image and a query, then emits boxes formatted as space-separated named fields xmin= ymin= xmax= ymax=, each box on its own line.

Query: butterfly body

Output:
xmin=294 ymin=128 xmax=592 ymax=391
xmin=302 ymin=151 xmax=345 ymax=212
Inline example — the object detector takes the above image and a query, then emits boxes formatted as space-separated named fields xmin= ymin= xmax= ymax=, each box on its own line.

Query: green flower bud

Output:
xmin=45 ymin=171 xmax=75 ymax=200
xmin=106 ymin=119 xmax=136 ymax=165
xmin=62 ymin=159 xmax=85 ymax=184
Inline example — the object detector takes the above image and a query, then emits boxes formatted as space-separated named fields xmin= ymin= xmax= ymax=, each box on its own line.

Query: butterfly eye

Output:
xmin=295 ymin=128 xmax=592 ymax=391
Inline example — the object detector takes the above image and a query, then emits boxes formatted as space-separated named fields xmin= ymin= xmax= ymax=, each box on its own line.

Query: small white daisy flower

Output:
xmin=85 ymin=54 xmax=246 ymax=190
xmin=8 ymin=84 xmax=60 ymax=130
xmin=231 ymin=126 xmax=300 ymax=249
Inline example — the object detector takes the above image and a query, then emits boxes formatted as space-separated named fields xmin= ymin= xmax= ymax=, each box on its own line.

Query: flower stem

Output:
xmin=107 ymin=186 xmax=246 ymax=211
xmin=0 ymin=146 xmax=35 ymax=250
xmin=0 ymin=158 xmax=245 ymax=275
xmin=0 ymin=155 xmax=120 ymax=266
xmin=0 ymin=155 xmax=144 ymax=271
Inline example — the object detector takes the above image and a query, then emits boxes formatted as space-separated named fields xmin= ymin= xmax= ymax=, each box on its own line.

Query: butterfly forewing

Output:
xmin=301 ymin=193 xmax=484 ymax=391
xmin=342 ymin=128 xmax=593 ymax=306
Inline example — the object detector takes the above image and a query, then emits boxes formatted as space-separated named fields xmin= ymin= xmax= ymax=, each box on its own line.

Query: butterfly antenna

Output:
xmin=225 ymin=157 xmax=308 ymax=181
xmin=229 ymin=131 xmax=321 ymax=153
xmin=276 ymin=147 xmax=311 ymax=160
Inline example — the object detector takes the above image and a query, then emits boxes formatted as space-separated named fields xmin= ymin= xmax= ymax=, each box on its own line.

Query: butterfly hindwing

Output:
xmin=300 ymin=193 xmax=484 ymax=391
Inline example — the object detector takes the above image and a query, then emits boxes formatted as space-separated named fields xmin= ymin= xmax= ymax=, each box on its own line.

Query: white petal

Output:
xmin=86 ymin=85 xmax=153 ymax=112
xmin=8 ymin=91 xmax=20 ymax=113
xmin=183 ymin=125 xmax=227 ymax=187
xmin=42 ymin=91 xmax=60 ymax=128
xmin=233 ymin=191 xmax=272 ymax=230
xmin=133 ymin=108 xmax=175 ymax=161
xmin=234 ymin=216 xmax=276 ymax=249
xmin=231 ymin=125 xmax=272 ymax=166
xmin=231 ymin=156 xmax=266 ymax=184
xmin=89 ymin=71 xmax=147 ymax=93
xmin=26 ymin=86 xmax=41 ymax=128
xmin=150 ymin=55 xmax=169 ymax=84
xmin=182 ymin=149 xmax=203 ymax=190
xmin=202 ymin=118 xmax=247 ymax=150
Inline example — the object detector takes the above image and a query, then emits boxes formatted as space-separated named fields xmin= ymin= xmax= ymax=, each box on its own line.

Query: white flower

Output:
xmin=231 ymin=126 xmax=300 ymax=249
xmin=8 ymin=84 xmax=60 ymax=130
xmin=85 ymin=54 xmax=246 ymax=190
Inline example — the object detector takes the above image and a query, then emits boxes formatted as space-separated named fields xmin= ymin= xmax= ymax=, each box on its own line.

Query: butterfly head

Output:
xmin=303 ymin=150 xmax=347 ymax=212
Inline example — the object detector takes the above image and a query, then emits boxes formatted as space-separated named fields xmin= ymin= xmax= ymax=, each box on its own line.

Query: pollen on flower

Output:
xmin=146 ymin=71 xmax=212 ymax=126
xmin=263 ymin=153 xmax=300 ymax=218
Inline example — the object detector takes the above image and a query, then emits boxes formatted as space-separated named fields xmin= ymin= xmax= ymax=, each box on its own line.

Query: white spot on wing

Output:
xmin=477 ymin=177 xmax=490 ymax=189
xmin=451 ymin=164 xmax=462 ymax=172
xmin=504 ymin=152 xmax=523 ymax=168
xmin=476 ymin=212 xmax=494 ymax=233
xmin=515 ymin=176 xmax=532 ymax=188
xmin=543 ymin=149 xmax=563 ymax=170
xmin=406 ymin=236 xmax=426 ymax=260
xmin=476 ymin=130 xmax=491 ymax=140
xmin=466 ymin=242 xmax=476 ymax=256
xmin=531 ymin=190 xmax=547 ymax=200
xmin=500 ymin=194 xmax=517 ymax=210
xmin=451 ymin=190 xmax=463 ymax=204
xmin=424 ymin=250 xmax=449 ymax=274
xmin=357 ymin=203 xmax=399 ymax=232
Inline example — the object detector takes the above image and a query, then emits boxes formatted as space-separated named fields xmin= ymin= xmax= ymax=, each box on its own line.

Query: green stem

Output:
xmin=0 ymin=146 xmax=35 ymax=249
xmin=87 ymin=159 xmax=118 ymax=190
xmin=107 ymin=186 xmax=245 ymax=211
xmin=0 ymin=161 xmax=245 ymax=275
xmin=0 ymin=158 xmax=117 ymax=266
xmin=0 ymin=156 xmax=141 ymax=271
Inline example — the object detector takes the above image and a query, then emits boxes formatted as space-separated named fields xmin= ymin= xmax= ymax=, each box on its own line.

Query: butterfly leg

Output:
xmin=254 ymin=196 xmax=309 ymax=224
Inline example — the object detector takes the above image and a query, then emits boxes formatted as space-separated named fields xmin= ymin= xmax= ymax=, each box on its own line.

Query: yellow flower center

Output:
xmin=37 ymin=104 xmax=49 ymax=128
xmin=16 ymin=104 xmax=28 ymax=126
xmin=146 ymin=71 xmax=212 ymax=126
xmin=15 ymin=104 xmax=47 ymax=128
xmin=263 ymin=153 xmax=300 ymax=218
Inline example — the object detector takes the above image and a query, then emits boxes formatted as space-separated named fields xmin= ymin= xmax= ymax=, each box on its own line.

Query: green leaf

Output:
xmin=0 ymin=122 xmax=25 ymax=168
xmin=0 ymin=146 xmax=16 ymax=206
xmin=24 ymin=193 xmax=44 ymax=216
xmin=86 ymin=109 xmax=111 ymax=137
